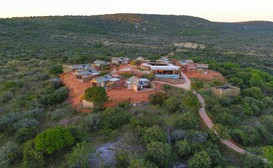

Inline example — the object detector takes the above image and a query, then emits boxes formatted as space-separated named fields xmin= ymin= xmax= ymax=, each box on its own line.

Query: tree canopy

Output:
xmin=35 ymin=127 xmax=75 ymax=154
xmin=83 ymin=87 xmax=108 ymax=105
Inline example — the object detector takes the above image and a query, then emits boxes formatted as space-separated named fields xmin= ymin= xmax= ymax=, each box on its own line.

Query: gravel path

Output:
xmin=157 ymin=71 xmax=247 ymax=154
xmin=193 ymin=91 xmax=246 ymax=154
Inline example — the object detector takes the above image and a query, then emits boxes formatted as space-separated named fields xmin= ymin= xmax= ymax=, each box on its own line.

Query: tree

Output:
xmin=145 ymin=141 xmax=173 ymax=168
xmin=204 ymin=142 xmax=223 ymax=167
xmin=188 ymin=150 xmax=211 ymax=168
xmin=191 ymin=81 xmax=204 ymax=90
xmin=143 ymin=125 xmax=167 ymax=145
xmin=100 ymin=108 xmax=132 ymax=132
xmin=15 ymin=127 xmax=37 ymax=143
xmin=263 ymin=146 xmax=273 ymax=163
xmin=84 ymin=113 xmax=101 ymax=131
xmin=242 ymin=155 xmax=265 ymax=168
xmin=229 ymin=77 xmax=244 ymax=88
xmin=175 ymin=140 xmax=192 ymax=157
xmin=233 ymin=126 xmax=260 ymax=145
xmin=175 ymin=112 xmax=198 ymax=130
xmin=262 ymin=82 xmax=273 ymax=95
xmin=249 ymin=73 xmax=263 ymax=86
xmin=66 ymin=142 xmax=93 ymax=168
xmin=83 ymin=87 xmax=108 ymax=106
xmin=211 ymin=124 xmax=230 ymax=140
xmin=242 ymin=87 xmax=263 ymax=99
xmin=149 ymin=92 xmax=168 ymax=105
xmin=48 ymin=64 xmax=63 ymax=76
xmin=260 ymin=115 xmax=273 ymax=134
xmin=182 ymin=93 xmax=200 ymax=111
xmin=35 ymin=126 xmax=75 ymax=154
xmin=38 ymin=87 xmax=69 ymax=106
xmin=163 ymin=97 xmax=180 ymax=113
xmin=23 ymin=140 xmax=44 ymax=168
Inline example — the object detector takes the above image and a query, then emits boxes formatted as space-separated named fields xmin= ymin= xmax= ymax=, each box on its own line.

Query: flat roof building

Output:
xmin=212 ymin=85 xmax=240 ymax=97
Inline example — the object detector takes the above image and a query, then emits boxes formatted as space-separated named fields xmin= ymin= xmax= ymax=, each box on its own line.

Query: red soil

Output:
xmin=105 ymin=88 xmax=154 ymax=107
xmin=60 ymin=72 xmax=154 ymax=111
xmin=184 ymin=70 xmax=226 ymax=81
xmin=60 ymin=72 xmax=91 ymax=112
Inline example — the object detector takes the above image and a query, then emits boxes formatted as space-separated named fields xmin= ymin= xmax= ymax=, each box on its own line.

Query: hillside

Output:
xmin=1 ymin=14 xmax=273 ymax=74
xmin=1 ymin=13 xmax=273 ymax=168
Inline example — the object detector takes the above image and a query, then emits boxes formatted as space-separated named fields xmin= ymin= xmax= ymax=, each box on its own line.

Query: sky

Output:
xmin=1 ymin=0 xmax=273 ymax=22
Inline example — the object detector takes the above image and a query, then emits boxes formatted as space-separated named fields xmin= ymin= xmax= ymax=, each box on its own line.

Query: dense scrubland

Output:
xmin=1 ymin=14 xmax=273 ymax=167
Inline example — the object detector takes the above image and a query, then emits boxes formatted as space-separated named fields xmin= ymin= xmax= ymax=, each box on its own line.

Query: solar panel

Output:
xmin=139 ymin=81 xmax=144 ymax=86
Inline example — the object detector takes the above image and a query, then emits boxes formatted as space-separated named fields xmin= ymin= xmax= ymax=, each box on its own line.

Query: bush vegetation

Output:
xmin=0 ymin=14 xmax=273 ymax=167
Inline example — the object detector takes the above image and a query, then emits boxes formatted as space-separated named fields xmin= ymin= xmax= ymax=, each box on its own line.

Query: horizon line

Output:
xmin=1 ymin=13 xmax=273 ymax=23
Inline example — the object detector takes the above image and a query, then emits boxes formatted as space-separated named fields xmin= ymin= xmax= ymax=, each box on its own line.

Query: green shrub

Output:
xmin=129 ymin=158 xmax=154 ymax=168
xmin=0 ymin=112 xmax=20 ymax=131
xmin=67 ymin=126 xmax=87 ymax=142
xmin=23 ymin=140 xmax=44 ymax=168
xmin=15 ymin=127 xmax=37 ymax=143
xmin=175 ymin=112 xmax=198 ymax=130
xmin=83 ymin=87 xmax=108 ymax=106
xmin=0 ymin=141 xmax=22 ymax=168
xmin=115 ymin=150 xmax=130 ymax=168
xmin=12 ymin=118 xmax=39 ymax=131
xmin=242 ymin=155 xmax=265 ymax=168
xmin=263 ymin=146 xmax=273 ymax=163
xmin=48 ymin=64 xmax=63 ymax=76
xmin=242 ymin=87 xmax=263 ymax=99
xmin=188 ymin=150 xmax=211 ymax=168
xmin=149 ymin=92 xmax=168 ymax=105
xmin=191 ymin=81 xmax=204 ymax=90
xmin=233 ymin=126 xmax=260 ymax=145
xmin=38 ymin=86 xmax=69 ymax=106
xmin=145 ymin=141 xmax=173 ymax=168
xmin=204 ymin=142 xmax=223 ymax=167
xmin=35 ymin=126 xmax=75 ymax=154
xmin=175 ymin=140 xmax=192 ymax=157
xmin=101 ymin=108 xmax=132 ymax=131
xmin=84 ymin=113 xmax=101 ymax=131
xmin=143 ymin=125 xmax=167 ymax=144
xmin=212 ymin=124 xmax=230 ymax=140
xmin=163 ymin=97 xmax=180 ymax=113
xmin=66 ymin=142 xmax=93 ymax=168
xmin=49 ymin=108 xmax=70 ymax=121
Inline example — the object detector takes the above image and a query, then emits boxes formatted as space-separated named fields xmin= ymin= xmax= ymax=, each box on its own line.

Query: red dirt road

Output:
xmin=60 ymin=72 xmax=91 ymax=112
xmin=193 ymin=91 xmax=247 ymax=154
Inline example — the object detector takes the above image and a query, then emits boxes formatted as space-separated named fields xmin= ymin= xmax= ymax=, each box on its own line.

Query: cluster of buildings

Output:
xmin=67 ymin=57 xmax=155 ymax=92
xmin=177 ymin=59 xmax=209 ymax=74
xmin=68 ymin=64 xmax=100 ymax=82
xmin=68 ymin=56 xmax=240 ymax=97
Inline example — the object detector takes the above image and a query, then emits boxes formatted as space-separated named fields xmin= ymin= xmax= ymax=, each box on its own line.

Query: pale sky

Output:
xmin=0 ymin=0 xmax=273 ymax=22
